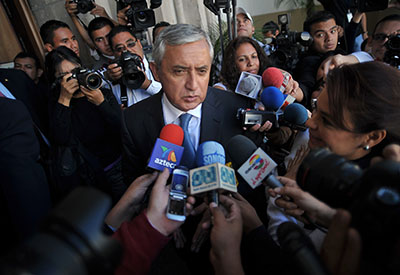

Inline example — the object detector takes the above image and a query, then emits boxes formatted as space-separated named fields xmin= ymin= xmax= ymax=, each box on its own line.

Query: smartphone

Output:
xmin=166 ymin=167 xmax=189 ymax=221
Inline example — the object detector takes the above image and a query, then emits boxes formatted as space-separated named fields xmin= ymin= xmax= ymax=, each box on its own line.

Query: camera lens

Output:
xmin=136 ymin=11 xmax=148 ymax=23
xmin=387 ymin=35 xmax=400 ymax=51
xmin=85 ymin=73 xmax=102 ymax=90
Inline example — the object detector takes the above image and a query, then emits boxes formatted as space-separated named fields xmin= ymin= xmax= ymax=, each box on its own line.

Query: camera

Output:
xmin=296 ymin=148 xmax=400 ymax=274
xmin=72 ymin=0 xmax=95 ymax=14
xmin=269 ymin=13 xmax=313 ymax=73
xmin=236 ymin=103 xmax=308 ymax=130
xmin=237 ymin=108 xmax=282 ymax=128
xmin=384 ymin=33 xmax=400 ymax=69
xmin=1 ymin=187 xmax=122 ymax=274
xmin=70 ymin=67 xmax=102 ymax=90
xmin=118 ymin=51 xmax=145 ymax=89
xmin=118 ymin=0 xmax=157 ymax=30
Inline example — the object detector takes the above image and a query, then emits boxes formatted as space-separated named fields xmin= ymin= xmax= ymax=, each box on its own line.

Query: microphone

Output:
xmin=189 ymin=141 xmax=237 ymax=203
xmin=226 ymin=135 xmax=281 ymax=189
xmin=260 ymin=86 xmax=285 ymax=111
xmin=262 ymin=67 xmax=291 ymax=92
xmin=281 ymin=103 xmax=308 ymax=131
xmin=277 ymin=222 xmax=329 ymax=275
xmin=235 ymin=71 xmax=262 ymax=99
xmin=262 ymin=67 xmax=295 ymax=110
xmin=147 ymin=124 xmax=185 ymax=172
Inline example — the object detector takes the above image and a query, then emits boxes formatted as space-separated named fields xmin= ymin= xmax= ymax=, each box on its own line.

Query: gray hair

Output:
xmin=152 ymin=24 xmax=214 ymax=67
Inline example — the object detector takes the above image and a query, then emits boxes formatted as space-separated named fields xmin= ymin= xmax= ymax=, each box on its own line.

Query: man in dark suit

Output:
xmin=121 ymin=24 xmax=265 ymax=184
xmin=0 ymin=68 xmax=49 ymax=136
xmin=0 ymin=98 xmax=51 ymax=252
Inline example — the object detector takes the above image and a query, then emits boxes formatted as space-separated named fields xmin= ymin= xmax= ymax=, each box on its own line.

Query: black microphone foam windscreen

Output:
xmin=225 ymin=135 xmax=257 ymax=169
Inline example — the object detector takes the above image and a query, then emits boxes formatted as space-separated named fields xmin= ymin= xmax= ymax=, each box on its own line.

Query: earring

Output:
xmin=363 ymin=145 xmax=370 ymax=151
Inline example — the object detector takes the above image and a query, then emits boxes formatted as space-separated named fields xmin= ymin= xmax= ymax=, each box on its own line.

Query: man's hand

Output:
xmin=105 ymin=172 xmax=158 ymax=229
xmin=322 ymin=54 xmax=359 ymax=75
xmin=106 ymin=63 xmax=123 ymax=82
xmin=231 ymin=193 xmax=262 ymax=234
xmin=65 ymin=0 xmax=78 ymax=16
xmin=117 ymin=5 xmax=130 ymax=26
xmin=90 ymin=3 xmax=109 ymax=18
xmin=320 ymin=209 xmax=361 ymax=275
xmin=146 ymin=168 xmax=196 ymax=236
xmin=81 ymin=86 xmax=104 ymax=106
xmin=209 ymin=195 xmax=244 ymax=275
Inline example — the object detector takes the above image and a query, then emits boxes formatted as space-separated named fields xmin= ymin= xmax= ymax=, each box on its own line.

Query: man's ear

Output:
xmin=365 ymin=129 xmax=387 ymax=149
xmin=149 ymin=62 xmax=160 ymax=82
xmin=44 ymin=43 xmax=54 ymax=53
xmin=251 ymin=26 xmax=255 ymax=35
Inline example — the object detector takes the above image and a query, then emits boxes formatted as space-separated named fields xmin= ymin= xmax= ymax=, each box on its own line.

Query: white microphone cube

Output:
xmin=189 ymin=163 xmax=237 ymax=195
xmin=235 ymin=72 xmax=262 ymax=99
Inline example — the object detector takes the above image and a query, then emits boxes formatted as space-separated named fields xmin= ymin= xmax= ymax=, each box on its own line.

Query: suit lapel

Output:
xmin=144 ymin=91 xmax=164 ymax=139
xmin=200 ymin=88 xmax=222 ymax=143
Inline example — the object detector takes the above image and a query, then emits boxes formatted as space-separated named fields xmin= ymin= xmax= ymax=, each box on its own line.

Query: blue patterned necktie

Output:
xmin=180 ymin=113 xmax=196 ymax=168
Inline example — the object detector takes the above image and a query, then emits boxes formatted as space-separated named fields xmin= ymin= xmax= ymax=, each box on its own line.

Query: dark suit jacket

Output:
xmin=0 ymin=69 xmax=49 ymax=135
xmin=121 ymin=87 xmax=254 ymax=183
xmin=0 ymin=98 xmax=51 ymax=252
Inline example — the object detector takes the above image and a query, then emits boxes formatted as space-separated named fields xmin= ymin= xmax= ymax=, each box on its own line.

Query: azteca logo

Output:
xmin=249 ymin=154 xmax=265 ymax=169
xmin=161 ymin=146 xmax=177 ymax=162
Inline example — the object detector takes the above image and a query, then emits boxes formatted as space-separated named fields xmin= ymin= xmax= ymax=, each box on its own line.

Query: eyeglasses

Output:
xmin=114 ymin=39 xmax=137 ymax=53
xmin=372 ymin=33 xmax=390 ymax=42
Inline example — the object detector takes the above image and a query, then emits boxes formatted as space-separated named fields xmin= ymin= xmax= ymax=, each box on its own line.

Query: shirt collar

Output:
xmin=162 ymin=93 xmax=202 ymax=125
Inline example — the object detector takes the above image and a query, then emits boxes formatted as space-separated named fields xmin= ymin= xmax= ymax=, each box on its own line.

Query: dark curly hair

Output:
xmin=220 ymin=36 xmax=271 ymax=91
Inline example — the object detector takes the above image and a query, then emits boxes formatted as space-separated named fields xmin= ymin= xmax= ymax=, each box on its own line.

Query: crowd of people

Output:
xmin=1 ymin=1 xmax=400 ymax=274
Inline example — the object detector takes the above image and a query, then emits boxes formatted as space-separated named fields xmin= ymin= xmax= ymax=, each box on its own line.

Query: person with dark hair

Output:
xmin=40 ymin=20 xmax=80 ymax=57
xmin=323 ymin=14 xmax=400 ymax=68
xmin=45 ymin=46 xmax=124 ymax=203
xmin=13 ymin=51 xmax=51 ymax=138
xmin=293 ymin=10 xmax=342 ymax=109
xmin=65 ymin=0 xmax=117 ymax=70
xmin=214 ymin=36 xmax=271 ymax=92
xmin=262 ymin=21 xmax=280 ymax=39
xmin=104 ymin=25 xmax=161 ymax=107
xmin=211 ymin=7 xmax=269 ymax=84
xmin=268 ymin=61 xmax=400 ymax=245
xmin=87 ymin=17 xmax=115 ymax=70
xmin=152 ymin=21 xmax=170 ymax=43
xmin=13 ymin=52 xmax=43 ymax=84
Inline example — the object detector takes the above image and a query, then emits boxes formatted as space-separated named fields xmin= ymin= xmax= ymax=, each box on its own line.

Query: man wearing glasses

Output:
xmin=104 ymin=26 xmax=161 ymax=107
xmin=322 ymin=14 xmax=400 ymax=70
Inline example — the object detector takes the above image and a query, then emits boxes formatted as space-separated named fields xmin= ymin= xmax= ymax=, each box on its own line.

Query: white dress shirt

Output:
xmin=161 ymin=93 xmax=202 ymax=150
xmin=106 ymin=56 xmax=162 ymax=107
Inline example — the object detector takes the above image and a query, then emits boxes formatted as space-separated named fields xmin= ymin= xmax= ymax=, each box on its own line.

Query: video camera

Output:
xmin=117 ymin=0 xmax=162 ymax=30
xmin=69 ymin=67 xmax=102 ymax=90
xmin=268 ymin=14 xmax=313 ymax=73
xmin=72 ymin=0 xmax=95 ymax=14
xmin=296 ymin=147 xmax=400 ymax=274
xmin=0 ymin=187 xmax=122 ymax=275
xmin=118 ymin=51 xmax=146 ymax=89
xmin=384 ymin=33 xmax=400 ymax=69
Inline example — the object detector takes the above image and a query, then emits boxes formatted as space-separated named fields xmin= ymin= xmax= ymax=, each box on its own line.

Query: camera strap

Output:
xmin=120 ymin=83 xmax=128 ymax=108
